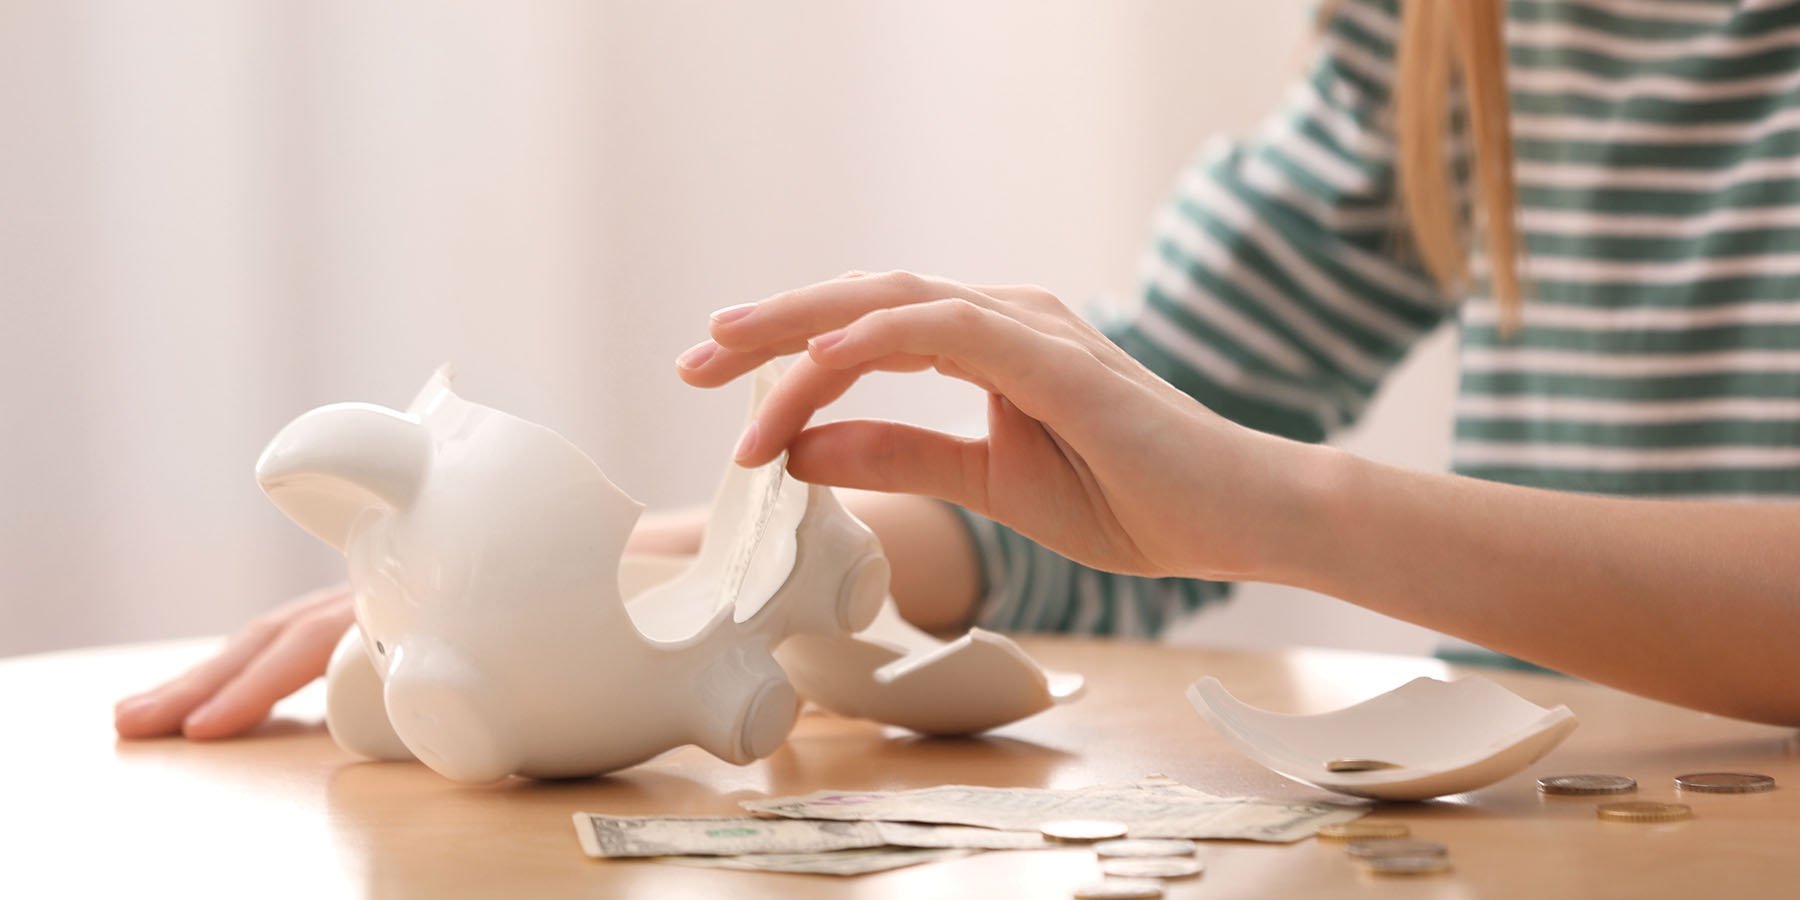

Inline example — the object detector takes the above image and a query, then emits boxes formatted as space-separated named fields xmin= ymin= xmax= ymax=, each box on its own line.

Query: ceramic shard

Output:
xmin=1186 ymin=675 xmax=1577 ymax=801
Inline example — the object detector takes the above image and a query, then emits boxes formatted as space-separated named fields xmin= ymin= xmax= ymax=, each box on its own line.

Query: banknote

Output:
xmin=661 ymin=847 xmax=973 ymax=876
xmin=572 ymin=813 xmax=1054 ymax=859
xmin=572 ymin=813 xmax=884 ymax=858
xmin=740 ymin=778 xmax=1365 ymax=842
xmin=873 ymin=821 xmax=1053 ymax=850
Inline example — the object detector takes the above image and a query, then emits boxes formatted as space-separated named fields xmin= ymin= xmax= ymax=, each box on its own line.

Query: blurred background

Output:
xmin=0 ymin=0 xmax=1452 ymax=658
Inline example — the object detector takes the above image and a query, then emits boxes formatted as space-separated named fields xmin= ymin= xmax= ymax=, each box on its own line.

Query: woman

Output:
xmin=116 ymin=0 xmax=1800 ymax=739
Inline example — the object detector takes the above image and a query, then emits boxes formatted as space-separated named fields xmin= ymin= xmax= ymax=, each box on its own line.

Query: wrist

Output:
xmin=1246 ymin=439 xmax=1365 ymax=589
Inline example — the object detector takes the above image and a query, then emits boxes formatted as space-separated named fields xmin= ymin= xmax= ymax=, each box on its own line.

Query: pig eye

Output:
xmin=375 ymin=641 xmax=386 ymax=655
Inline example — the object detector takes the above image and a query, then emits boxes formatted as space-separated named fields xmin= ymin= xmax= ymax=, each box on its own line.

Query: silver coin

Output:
xmin=1538 ymin=774 xmax=1637 ymax=795
xmin=1093 ymin=839 xmax=1197 ymax=859
xmin=1326 ymin=758 xmax=1402 ymax=773
xmin=1042 ymin=819 xmax=1131 ymax=842
xmin=1360 ymin=854 xmax=1452 ymax=876
xmin=1674 ymin=772 xmax=1777 ymax=794
xmin=1345 ymin=839 xmax=1448 ymax=859
xmin=1099 ymin=857 xmax=1205 ymax=880
xmin=1072 ymin=878 xmax=1164 ymax=899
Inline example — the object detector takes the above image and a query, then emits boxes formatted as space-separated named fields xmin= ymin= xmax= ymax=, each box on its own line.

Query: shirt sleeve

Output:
xmin=959 ymin=0 xmax=1452 ymax=638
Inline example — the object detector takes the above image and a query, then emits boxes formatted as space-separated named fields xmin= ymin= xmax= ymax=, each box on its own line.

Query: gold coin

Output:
xmin=1538 ymin=774 xmax=1636 ymax=795
xmin=1326 ymin=758 xmax=1402 ymax=773
xmin=1093 ymin=839 xmax=1197 ymax=858
xmin=1072 ymin=878 xmax=1164 ymax=899
xmin=1041 ymin=819 xmax=1130 ymax=842
xmin=1345 ymin=839 xmax=1447 ymax=859
xmin=1674 ymin=772 xmax=1776 ymax=794
xmin=1317 ymin=821 xmax=1411 ymax=841
xmin=1099 ymin=857 xmax=1205 ymax=880
xmin=1596 ymin=801 xmax=1692 ymax=822
xmin=1359 ymin=854 xmax=1452 ymax=876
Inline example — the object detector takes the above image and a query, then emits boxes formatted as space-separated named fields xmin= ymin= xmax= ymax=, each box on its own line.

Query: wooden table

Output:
xmin=6 ymin=637 xmax=1799 ymax=898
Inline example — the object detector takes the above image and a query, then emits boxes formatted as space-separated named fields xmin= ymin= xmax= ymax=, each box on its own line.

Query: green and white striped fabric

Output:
xmin=954 ymin=0 xmax=1800 ymax=638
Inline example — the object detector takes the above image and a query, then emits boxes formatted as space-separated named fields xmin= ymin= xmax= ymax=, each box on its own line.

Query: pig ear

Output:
xmin=382 ymin=637 xmax=519 ymax=784
xmin=256 ymin=403 xmax=431 ymax=552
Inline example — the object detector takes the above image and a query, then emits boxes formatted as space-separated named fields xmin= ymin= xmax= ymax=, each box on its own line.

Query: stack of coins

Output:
xmin=1071 ymin=835 xmax=1202 ymax=898
xmin=1538 ymin=774 xmax=1637 ymax=796
xmin=1344 ymin=838 xmax=1451 ymax=876
xmin=1595 ymin=801 xmax=1692 ymax=822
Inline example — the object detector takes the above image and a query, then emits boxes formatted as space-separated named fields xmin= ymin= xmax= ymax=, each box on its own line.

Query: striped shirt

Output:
xmin=956 ymin=0 xmax=1800 ymax=638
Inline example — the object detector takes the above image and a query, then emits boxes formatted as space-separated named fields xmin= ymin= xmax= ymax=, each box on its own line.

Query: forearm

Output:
xmin=835 ymin=490 xmax=983 ymax=633
xmin=1275 ymin=447 xmax=1800 ymax=725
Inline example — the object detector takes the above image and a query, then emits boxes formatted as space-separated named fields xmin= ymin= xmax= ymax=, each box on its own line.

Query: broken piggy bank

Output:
xmin=255 ymin=366 xmax=1081 ymax=784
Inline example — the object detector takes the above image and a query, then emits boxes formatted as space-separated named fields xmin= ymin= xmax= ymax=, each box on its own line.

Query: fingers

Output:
xmin=181 ymin=599 xmax=355 ymax=740
xmin=730 ymin=298 xmax=1096 ymax=468
xmin=680 ymin=271 xmax=995 ymax=387
xmin=807 ymin=298 xmax=1094 ymax=421
xmin=674 ymin=338 xmax=766 ymax=387
xmin=113 ymin=584 xmax=349 ymax=740
xmin=786 ymin=420 xmax=990 ymax=512
xmin=734 ymin=351 xmax=941 ymax=466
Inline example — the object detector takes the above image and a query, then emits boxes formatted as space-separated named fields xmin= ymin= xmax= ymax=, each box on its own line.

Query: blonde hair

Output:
xmin=1387 ymin=0 xmax=1523 ymax=332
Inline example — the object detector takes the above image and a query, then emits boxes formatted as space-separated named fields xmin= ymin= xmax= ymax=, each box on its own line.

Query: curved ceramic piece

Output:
xmin=774 ymin=604 xmax=1085 ymax=735
xmin=617 ymin=554 xmax=1083 ymax=735
xmin=1186 ymin=675 xmax=1578 ymax=801
xmin=257 ymin=364 xmax=885 ymax=783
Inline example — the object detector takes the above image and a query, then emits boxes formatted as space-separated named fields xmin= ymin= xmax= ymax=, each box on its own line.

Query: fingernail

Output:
xmin=810 ymin=328 xmax=848 ymax=353
xmin=711 ymin=303 xmax=756 ymax=325
xmin=676 ymin=340 xmax=717 ymax=370
xmin=115 ymin=696 xmax=156 ymax=719
xmin=734 ymin=422 xmax=759 ymax=463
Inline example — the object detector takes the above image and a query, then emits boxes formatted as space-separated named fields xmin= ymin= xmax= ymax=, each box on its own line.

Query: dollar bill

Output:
xmin=740 ymin=778 xmax=1365 ymax=842
xmin=661 ymin=846 xmax=973 ymax=876
xmin=572 ymin=813 xmax=1053 ymax=859
xmin=873 ymin=821 xmax=1053 ymax=850
xmin=572 ymin=813 xmax=884 ymax=858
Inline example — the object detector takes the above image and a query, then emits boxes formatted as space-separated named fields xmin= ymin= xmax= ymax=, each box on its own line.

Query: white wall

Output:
xmin=0 ymin=0 xmax=1453 ymax=657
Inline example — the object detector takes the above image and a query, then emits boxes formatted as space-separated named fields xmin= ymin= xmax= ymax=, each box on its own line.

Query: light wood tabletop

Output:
xmin=5 ymin=635 xmax=1798 ymax=898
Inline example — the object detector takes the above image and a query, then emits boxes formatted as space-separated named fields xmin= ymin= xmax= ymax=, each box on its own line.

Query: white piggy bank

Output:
xmin=255 ymin=367 xmax=888 ymax=783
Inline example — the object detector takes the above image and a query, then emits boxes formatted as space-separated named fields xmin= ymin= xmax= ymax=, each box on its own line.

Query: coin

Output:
xmin=1073 ymin=878 xmax=1164 ymax=899
xmin=1359 ymin=854 xmax=1453 ymax=876
xmin=1345 ymin=839 xmax=1448 ymax=859
xmin=1538 ymin=774 xmax=1637 ymax=795
xmin=1596 ymin=801 xmax=1692 ymax=822
xmin=1042 ymin=819 xmax=1130 ymax=842
xmin=1100 ymin=857 xmax=1205 ymax=880
xmin=1326 ymin=758 xmax=1402 ymax=772
xmin=1675 ymin=772 xmax=1777 ymax=794
xmin=1317 ymin=821 xmax=1411 ymax=841
xmin=1093 ymin=839 xmax=1197 ymax=858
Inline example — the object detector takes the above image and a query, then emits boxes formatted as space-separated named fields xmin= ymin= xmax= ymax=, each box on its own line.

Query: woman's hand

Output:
xmin=113 ymin=584 xmax=354 ymax=740
xmin=677 ymin=271 xmax=1326 ymax=582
